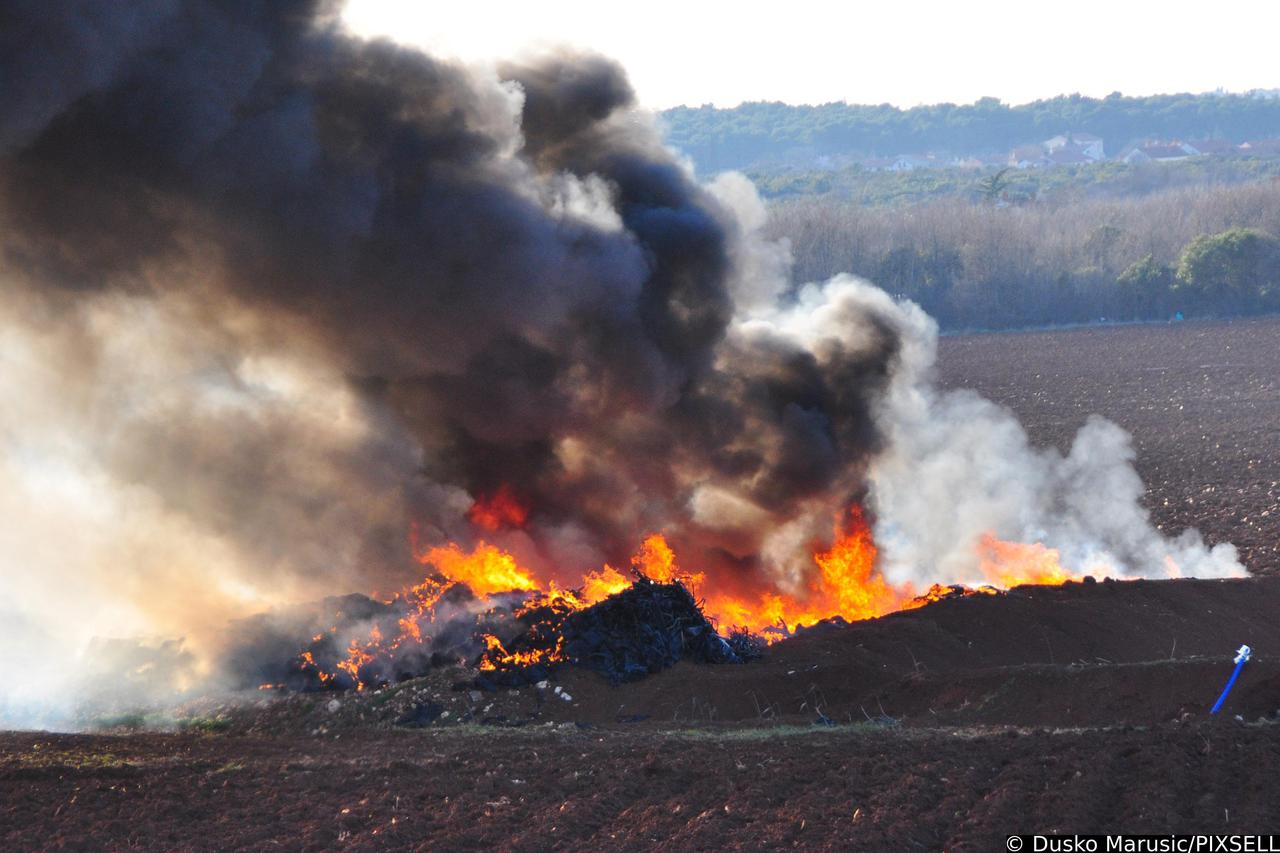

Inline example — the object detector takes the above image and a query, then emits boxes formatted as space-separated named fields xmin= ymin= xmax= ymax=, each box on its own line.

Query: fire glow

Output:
xmin=294 ymin=494 xmax=1086 ymax=691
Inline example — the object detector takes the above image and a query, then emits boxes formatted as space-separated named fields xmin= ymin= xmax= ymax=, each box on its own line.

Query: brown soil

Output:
xmin=7 ymin=317 xmax=1280 ymax=850
xmin=4 ymin=721 xmax=1278 ymax=851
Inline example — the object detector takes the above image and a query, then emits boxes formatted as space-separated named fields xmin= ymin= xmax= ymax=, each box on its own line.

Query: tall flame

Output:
xmin=701 ymin=504 xmax=913 ymax=633
xmin=632 ymin=534 xmax=704 ymax=587
xmin=812 ymin=505 xmax=905 ymax=620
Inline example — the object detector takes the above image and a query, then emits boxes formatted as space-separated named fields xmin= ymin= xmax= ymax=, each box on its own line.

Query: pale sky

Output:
xmin=343 ymin=0 xmax=1279 ymax=109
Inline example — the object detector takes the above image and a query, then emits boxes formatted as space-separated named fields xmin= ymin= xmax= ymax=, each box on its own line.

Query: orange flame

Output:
xmin=466 ymin=484 xmax=529 ymax=531
xmin=700 ymin=504 xmax=912 ymax=634
xmin=812 ymin=505 xmax=906 ymax=621
xmin=477 ymin=632 xmax=565 ymax=672
xmin=632 ymin=534 xmax=704 ymax=587
xmin=335 ymin=625 xmax=382 ymax=690
xmin=579 ymin=565 xmax=631 ymax=604
xmin=394 ymin=577 xmax=447 ymax=644
xmin=976 ymin=534 xmax=1079 ymax=587
xmin=297 ymin=650 xmax=334 ymax=685
xmin=417 ymin=541 xmax=537 ymax=596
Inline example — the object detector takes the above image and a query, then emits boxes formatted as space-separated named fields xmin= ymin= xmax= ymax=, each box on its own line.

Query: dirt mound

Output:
xmin=533 ymin=576 xmax=1280 ymax=728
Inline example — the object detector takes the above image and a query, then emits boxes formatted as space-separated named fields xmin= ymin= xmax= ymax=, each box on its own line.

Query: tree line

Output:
xmin=748 ymin=156 xmax=1280 ymax=206
xmin=663 ymin=93 xmax=1280 ymax=171
xmin=764 ymin=182 xmax=1280 ymax=331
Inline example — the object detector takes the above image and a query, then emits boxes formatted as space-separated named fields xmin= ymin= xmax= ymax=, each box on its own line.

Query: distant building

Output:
xmin=1069 ymin=133 xmax=1106 ymax=160
xmin=1046 ymin=146 xmax=1092 ymax=166
xmin=1044 ymin=133 xmax=1105 ymax=160
xmin=1188 ymin=138 xmax=1237 ymax=156
xmin=1239 ymin=139 xmax=1280 ymax=156
xmin=1120 ymin=141 xmax=1200 ymax=164
xmin=1008 ymin=144 xmax=1047 ymax=168
xmin=1009 ymin=133 xmax=1105 ymax=168
xmin=886 ymin=154 xmax=948 ymax=171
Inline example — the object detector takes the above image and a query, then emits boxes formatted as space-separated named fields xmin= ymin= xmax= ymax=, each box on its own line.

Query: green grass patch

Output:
xmin=669 ymin=722 xmax=890 ymax=742
xmin=89 ymin=713 xmax=149 ymax=731
xmin=14 ymin=748 xmax=138 ymax=770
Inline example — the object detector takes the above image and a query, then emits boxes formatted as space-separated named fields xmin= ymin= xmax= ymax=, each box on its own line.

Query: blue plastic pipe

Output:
xmin=1210 ymin=645 xmax=1252 ymax=714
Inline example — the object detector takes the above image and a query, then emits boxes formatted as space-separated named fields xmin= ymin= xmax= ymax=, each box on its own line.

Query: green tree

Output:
xmin=975 ymin=168 xmax=1011 ymax=204
xmin=1173 ymin=228 xmax=1280 ymax=314
xmin=661 ymin=93 xmax=1280 ymax=173
xmin=1116 ymin=254 xmax=1173 ymax=319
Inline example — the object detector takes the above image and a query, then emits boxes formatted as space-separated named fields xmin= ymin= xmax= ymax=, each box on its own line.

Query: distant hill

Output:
xmin=660 ymin=92 xmax=1280 ymax=172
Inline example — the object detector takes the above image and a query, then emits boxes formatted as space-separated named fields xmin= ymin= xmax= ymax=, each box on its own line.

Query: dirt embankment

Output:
xmin=540 ymin=576 xmax=1280 ymax=730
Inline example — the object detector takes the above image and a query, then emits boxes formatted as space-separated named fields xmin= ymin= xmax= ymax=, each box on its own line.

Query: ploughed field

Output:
xmin=6 ymin=318 xmax=1280 ymax=849
xmin=5 ymin=721 xmax=1278 ymax=850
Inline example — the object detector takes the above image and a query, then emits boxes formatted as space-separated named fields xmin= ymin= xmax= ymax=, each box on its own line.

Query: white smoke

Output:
xmin=0 ymin=279 xmax=426 ymax=728
xmin=829 ymin=277 xmax=1245 ymax=585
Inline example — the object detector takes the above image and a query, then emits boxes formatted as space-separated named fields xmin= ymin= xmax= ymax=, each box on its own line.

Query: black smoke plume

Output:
xmin=0 ymin=0 xmax=903 ymax=602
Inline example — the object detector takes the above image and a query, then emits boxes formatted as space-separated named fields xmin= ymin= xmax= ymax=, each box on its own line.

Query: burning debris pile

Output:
xmin=252 ymin=507 xmax=853 ymax=691
xmin=477 ymin=576 xmax=762 ymax=688
xmin=225 ymin=529 xmax=774 ymax=693
xmin=246 ymin=568 xmax=761 ymax=693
